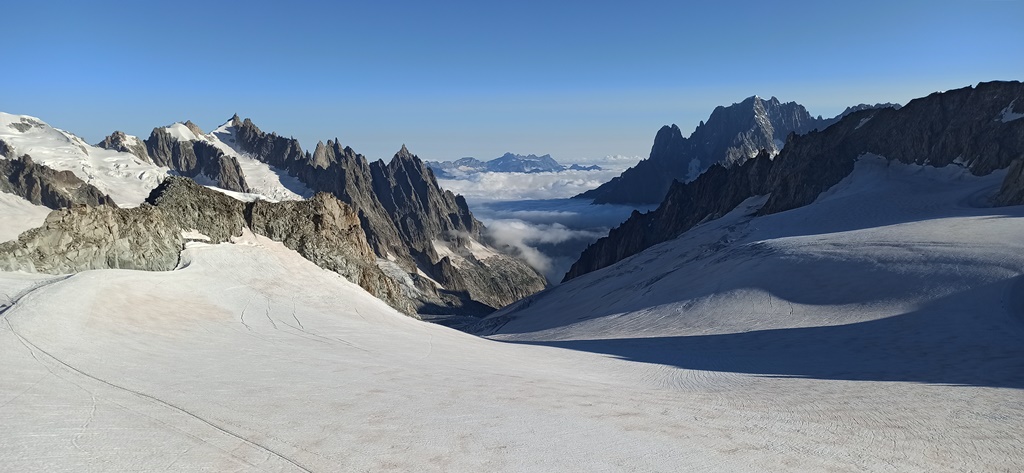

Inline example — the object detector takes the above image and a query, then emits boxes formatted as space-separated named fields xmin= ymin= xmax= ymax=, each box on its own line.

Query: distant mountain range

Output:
xmin=575 ymin=97 xmax=901 ymax=205
xmin=427 ymin=153 xmax=601 ymax=178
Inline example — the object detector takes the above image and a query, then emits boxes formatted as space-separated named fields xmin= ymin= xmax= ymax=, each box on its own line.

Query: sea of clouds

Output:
xmin=438 ymin=155 xmax=655 ymax=283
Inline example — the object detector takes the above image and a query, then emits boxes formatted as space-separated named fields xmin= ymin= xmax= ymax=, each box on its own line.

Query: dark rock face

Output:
xmin=0 ymin=138 xmax=13 ymax=157
xmin=96 ymin=131 xmax=150 ymax=163
xmin=230 ymin=118 xmax=544 ymax=314
xmin=822 ymin=103 xmax=902 ymax=127
xmin=0 ymin=176 xmax=414 ymax=313
xmin=995 ymin=159 xmax=1024 ymax=206
xmin=760 ymin=81 xmax=1024 ymax=215
xmin=577 ymin=96 xmax=830 ymax=205
xmin=142 ymin=128 xmax=250 ymax=193
xmin=566 ymin=81 xmax=1024 ymax=281
xmin=0 ymin=155 xmax=116 ymax=209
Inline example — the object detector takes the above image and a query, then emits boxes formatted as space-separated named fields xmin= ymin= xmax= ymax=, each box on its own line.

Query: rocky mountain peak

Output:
xmin=576 ymin=95 xmax=826 ymax=205
xmin=97 ymin=130 xmax=151 ymax=163
xmin=230 ymin=113 xmax=243 ymax=128
xmin=183 ymin=120 xmax=205 ymax=137
xmin=397 ymin=144 xmax=414 ymax=159
xmin=226 ymin=115 xmax=545 ymax=313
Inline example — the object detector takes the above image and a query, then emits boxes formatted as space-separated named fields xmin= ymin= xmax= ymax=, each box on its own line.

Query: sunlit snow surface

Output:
xmin=0 ymin=112 xmax=169 ymax=207
xmin=209 ymin=121 xmax=313 ymax=201
xmin=1 ymin=156 xmax=1023 ymax=472
xmin=0 ymin=192 xmax=50 ymax=242
xmin=0 ymin=112 xmax=312 ymax=207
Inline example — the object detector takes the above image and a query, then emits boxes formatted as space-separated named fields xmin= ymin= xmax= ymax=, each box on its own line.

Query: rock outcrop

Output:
xmin=0 ymin=154 xmax=116 ymax=208
xmin=0 ymin=138 xmax=13 ymax=157
xmin=576 ymin=96 xmax=832 ymax=205
xmin=566 ymin=81 xmax=1024 ymax=281
xmin=0 ymin=205 xmax=182 ymax=274
xmin=96 ymin=131 xmax=150 ymax=163
xmin=0 ymin=177 xmax=414 ymax=313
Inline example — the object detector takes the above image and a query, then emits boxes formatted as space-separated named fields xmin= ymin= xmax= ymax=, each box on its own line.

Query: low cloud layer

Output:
xmin=435 ymin=155 xmax=651 ymax=283
xmin=473 ymin=199 xmax=655 ymax=283
xmin=436 ymin=155 xmax=642 ymax=202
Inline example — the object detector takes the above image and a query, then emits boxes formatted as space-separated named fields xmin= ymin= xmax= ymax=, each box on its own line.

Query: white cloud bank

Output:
xmin=474 ymin=199 xmax=655 ymax=283
xmin=435 ymin=155 xmax=650 ymax=283
xmin=437 ymin=155 xmax=643 ymax=202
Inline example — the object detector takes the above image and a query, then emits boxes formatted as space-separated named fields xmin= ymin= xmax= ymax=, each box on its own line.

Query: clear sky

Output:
xmin=3 ymin=0 xmax=1022 ymax=162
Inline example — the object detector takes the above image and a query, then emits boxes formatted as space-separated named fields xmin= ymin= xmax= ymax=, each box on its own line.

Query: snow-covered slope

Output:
xmin=485 ymin=156 xmax=1024 ymax=343
xmin=209 ymin=120 xmax=312 ymax=201
xmin=0 ymin=112 xmax=168 ymax=206
xmin=0 ymin=232 xmax=777 ymax=472
xmin=2 ymin=155 xmax=1023 ymax=471
xmin=0 ymin=192 xmax=50 ymax=242
xmin=0 ymin=111 xmax=312 ymax=207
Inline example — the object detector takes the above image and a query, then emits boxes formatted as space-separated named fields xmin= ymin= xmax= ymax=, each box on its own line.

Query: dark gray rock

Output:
xmin=96 ymin=131 xmax=150 ymax=163
xmin=760 ymin=81 xmax=1024 ymax=215
xmin=0 ymin=155 xmax=116 ymax=209
xmin=995 ymin=159 xmax=1024 ymax=206
xmin=820 ymin=103 xmax=902 ymax=128
xmin=144 ymin=127 xmax=250 ymax=193
xmin=0 ymin=138 xmax=13 ymax=157
xmin=566 ymin=81 xmax=1024 ymax=281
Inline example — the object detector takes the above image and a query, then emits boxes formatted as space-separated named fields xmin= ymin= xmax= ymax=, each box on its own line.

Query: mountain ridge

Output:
xmin=575 ymin=97 xmax=899 ymax=205
xmin=564 ymin=81 xmax=1024 ymax=281
xmin=426 ymin=152 xmax=601 ymax=178
xmin=2 ymin=112 xmax=545 ymax=315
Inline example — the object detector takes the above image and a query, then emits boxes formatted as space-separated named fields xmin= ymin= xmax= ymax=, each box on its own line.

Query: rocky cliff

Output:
xmin=576 ymin=96 xmax=831 ymax=205
xmin=0 ymin=154 xmax=116 ymax=208
xmin=565 ymin=81 xmax=1024 ymax=281
xmin=228 ymin=117 xmax=544 ymax=313
xmin=0 ymin=177 xmax=413 ymax=313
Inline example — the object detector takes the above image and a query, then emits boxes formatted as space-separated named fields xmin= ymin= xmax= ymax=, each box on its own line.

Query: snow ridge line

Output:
xmin=2 ymin=316 xmax=313 ymax=473
xmin=0 ymin=275 xmax=72 ymax=318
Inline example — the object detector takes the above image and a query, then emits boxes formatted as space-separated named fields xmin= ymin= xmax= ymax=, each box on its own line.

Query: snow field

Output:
xmin=1 ymin=146 xmax=1022 ymax=471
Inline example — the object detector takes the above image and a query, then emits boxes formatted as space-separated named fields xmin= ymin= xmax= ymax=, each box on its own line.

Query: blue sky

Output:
xmin=3 ymin=0 xmax=1022 ymax=162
